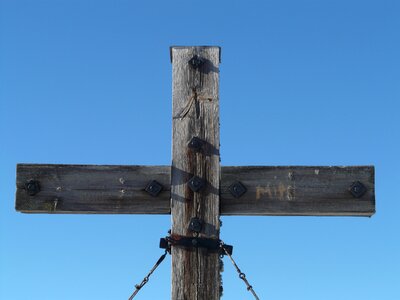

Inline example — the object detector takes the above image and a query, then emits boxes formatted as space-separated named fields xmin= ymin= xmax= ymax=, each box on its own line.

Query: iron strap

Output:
xmin=160 ymin=234 xmax=233 ymax=256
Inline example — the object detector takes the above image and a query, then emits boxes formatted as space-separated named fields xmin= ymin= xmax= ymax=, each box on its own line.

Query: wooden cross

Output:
xmin=16 ymin=46 xmax=375 ymax=299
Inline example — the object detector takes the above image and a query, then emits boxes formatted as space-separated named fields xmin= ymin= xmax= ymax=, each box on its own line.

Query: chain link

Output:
xmin=128 ymin=250 xmax=168 ymax=300
xmin=220 ymin=242 xmax=261 ymax=300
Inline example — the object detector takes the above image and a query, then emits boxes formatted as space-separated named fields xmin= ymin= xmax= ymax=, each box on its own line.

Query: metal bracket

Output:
xmin=159 ymin=234 xmax=233 ymax=256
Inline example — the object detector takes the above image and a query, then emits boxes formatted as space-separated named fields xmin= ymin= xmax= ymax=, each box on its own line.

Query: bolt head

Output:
xmin=189 ymin=218 xmax=203 ymax=233
xmin=188 ymin=137 xmax=203 ymax=151
xmin=229 ymin=181 xmax=247 ymax=198
xmin=145 ymin=180 xmax=163 ymax=197
xmin=188 ymin=176 xmax=205 ymax=192
xmin=188 ymin=55 xmax=205 ymax=69
xmin=25 ymin=179 xmax=40 ymax=196
xmin=349 ymin=181 xmax=367 ymax=198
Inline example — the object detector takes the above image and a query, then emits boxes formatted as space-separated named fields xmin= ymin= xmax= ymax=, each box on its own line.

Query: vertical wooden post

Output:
xmin=171 ymin=46 xmax=221 ymax=299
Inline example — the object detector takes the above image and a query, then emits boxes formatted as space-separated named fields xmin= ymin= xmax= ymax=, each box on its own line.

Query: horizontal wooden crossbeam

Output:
xmin=16 ymin=164 xmax=375 ymax=216
xmin=16 ymin=165 xmax=171 ymax=214
xmin=221 ymin=166 xmax=374 ymax=216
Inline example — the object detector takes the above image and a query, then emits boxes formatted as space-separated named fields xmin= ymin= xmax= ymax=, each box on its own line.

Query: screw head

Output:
xmin=188 ymin=55 xmax=205 ymax=69
xmin=229 ymin=181 xmax=247 ymax=198
xmin=188 ymin=137 xmax=203 ymax=151
xmin=25 ymin=179 xmax=40 ymax=196
xmin=189 ymin=217 xmax=203 ymax=233
xmin=188 ymin=176 xmax=205 ymax=192
xmin=145 ymin=180 xmax=163 ymax=197
xmin=349 ymin=181 xmax=367 ymax=198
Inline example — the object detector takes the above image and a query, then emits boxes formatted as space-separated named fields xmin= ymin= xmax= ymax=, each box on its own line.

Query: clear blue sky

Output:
xmin=1 ymin=0 xmax=399 ymax=299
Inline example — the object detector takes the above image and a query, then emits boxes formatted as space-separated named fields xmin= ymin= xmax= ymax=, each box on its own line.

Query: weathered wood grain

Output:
xmin=221 ymin=166 xmax=375 ymax=216
xmin=16 ymin=164 xmax=171 ymax=214
xmin=170 ymin=46 xmax=221 ymax=300
xmin=16 ymin=165 xmax=375 ymax=216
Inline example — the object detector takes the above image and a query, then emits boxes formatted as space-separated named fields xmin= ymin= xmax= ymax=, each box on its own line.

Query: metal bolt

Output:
xmin=229 ymin=181 xmax=247 ymax=198
xmin=349 ymin=181 xmax=367 ymax=198
xmin=188 ymin=137 xmax=203 ymax=151
xmin=188 ymin=55 xmax=205 ymax=69
xmin=145 ymin=180 xmax=163 ymax=197
xmin=188 ymin=176 xmax=205 ymax=192
xmin=25 ymin=179 xmax=40 ymax=196
xmin=189 ymin=217 xmax=203 ymax=233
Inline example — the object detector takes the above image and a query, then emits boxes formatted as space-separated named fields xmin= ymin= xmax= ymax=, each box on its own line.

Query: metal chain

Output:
xmin=220 ymin=242 xmax=261 ymax=300
xmin=128 ymin=249 xmax=169 ymax=300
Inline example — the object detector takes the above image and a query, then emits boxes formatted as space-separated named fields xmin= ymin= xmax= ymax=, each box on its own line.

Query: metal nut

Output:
xmin=349 ymin=181 xmax=367 ymax=198
xmin=229 ymin=181 xmax=247 ymax=198
xmin=188 ymin=55 xmax=205 ymax=69
xmin=145 ymin=180 xmax=163 ymax=197
xmin=189 ymin=218 xmax=203 ymax=233
xmin=188 ymin=176 xmax=205 ymax=192
xmin=188 ymin=137 xmax=203 ymax=151
xmin=25 ymin=179 xmax=40 ymax=196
